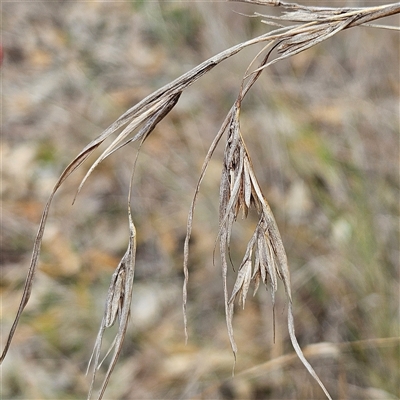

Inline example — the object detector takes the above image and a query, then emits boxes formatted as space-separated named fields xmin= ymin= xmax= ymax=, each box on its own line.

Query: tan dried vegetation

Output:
xmin=1 ymin=1 xmax=399 ymax=400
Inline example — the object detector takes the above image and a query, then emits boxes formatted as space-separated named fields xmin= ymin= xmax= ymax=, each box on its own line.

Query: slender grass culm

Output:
xmin=1 ymin=1 xmax=399 ymax=399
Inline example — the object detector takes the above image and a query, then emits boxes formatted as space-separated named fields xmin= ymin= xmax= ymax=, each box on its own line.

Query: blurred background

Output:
xmin=1 ymin=1 xmax=399 ymax=399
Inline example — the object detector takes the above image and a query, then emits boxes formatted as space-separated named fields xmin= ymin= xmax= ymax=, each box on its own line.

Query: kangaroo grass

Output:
xmin=1 ymin=2 xmax=399 ymax=399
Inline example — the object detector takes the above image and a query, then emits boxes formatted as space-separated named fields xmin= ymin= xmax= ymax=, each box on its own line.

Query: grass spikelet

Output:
xmin=216 ymin=93 xmax=332 ymax=397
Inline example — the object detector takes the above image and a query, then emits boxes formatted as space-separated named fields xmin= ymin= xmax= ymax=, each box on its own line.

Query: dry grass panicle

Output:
xmin=1 ymin=1 xmax=399 ymax=399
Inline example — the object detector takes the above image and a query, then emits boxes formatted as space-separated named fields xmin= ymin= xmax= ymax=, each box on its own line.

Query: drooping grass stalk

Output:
xmin=1 ymin=2 xmax=399 ymax=399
